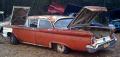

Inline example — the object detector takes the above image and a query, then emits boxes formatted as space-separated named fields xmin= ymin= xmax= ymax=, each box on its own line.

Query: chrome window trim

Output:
xmin=38 ymin=18 xmax=53 ymax=29
xmin=53 ymin=18 xmax=74 ymax=29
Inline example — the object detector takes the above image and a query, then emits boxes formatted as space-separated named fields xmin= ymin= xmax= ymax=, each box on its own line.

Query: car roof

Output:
xmin=112 ymin=19 xmax=120 ymax=21
xmin=27 ymin=15 xmax=71 ymax=22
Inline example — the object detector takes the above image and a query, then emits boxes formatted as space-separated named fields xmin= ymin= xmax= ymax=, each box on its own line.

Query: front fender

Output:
xmin=2 ymin=27 xmax=12 ymax=37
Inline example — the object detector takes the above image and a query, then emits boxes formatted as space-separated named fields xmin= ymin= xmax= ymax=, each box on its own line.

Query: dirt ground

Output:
xmin=0 ymin=34 xmax=120 ymax=57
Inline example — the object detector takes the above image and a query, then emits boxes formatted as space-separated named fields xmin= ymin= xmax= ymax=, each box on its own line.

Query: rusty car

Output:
xmin=6 ymin=6 xmax=117 ymax=54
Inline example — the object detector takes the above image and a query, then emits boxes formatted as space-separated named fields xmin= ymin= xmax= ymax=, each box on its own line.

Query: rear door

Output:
xmin=35 ymin=19 xmax=53 ymax=46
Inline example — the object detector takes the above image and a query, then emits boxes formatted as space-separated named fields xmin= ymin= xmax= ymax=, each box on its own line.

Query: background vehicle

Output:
xmin=48 ymin=0 xmax=65 ymax=14
xmin=109 ymin=19 xmax=120 ymax=32
xmin=0 ymin=11 xmax=4 ymax=33
xmin=108 ymin=9 xmax=120 ymax=32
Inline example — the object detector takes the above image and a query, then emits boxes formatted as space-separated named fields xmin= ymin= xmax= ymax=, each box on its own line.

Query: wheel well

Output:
xmin=51 ymin=43 xmax=57 ymax=49
xmin=0 ymin=27 xmax=3 ymax=33
xmin=7 ymin=32 xmax=12 ymax=37
xmin=51 ymin=43 xmax=70 ymax=50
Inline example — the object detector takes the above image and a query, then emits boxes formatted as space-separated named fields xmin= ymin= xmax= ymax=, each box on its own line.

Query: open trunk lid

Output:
xmin=68 ymin=6 xmax=107 ymax=27
xmin=68 ymin=6 xmax=115 ymax=38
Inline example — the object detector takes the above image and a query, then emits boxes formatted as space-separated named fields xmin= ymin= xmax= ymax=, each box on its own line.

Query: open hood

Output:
xmin=11 ymin=6 xmax=30 ymax=25
xmin=68 ymin=6 xmax=107 ymax=27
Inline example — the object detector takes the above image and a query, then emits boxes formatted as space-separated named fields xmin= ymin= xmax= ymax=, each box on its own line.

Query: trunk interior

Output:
xmin=71 ymin=26 xmax=111 ymax=38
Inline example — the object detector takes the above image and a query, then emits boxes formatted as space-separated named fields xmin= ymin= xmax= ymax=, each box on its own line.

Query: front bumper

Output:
xmin=86 ymin=36 xmax=117 ymax=53
xmin=2 ymin=27 xmax=12 ymax=37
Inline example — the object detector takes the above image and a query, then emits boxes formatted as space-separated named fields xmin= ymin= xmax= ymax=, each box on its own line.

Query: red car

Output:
xmin=48 ymin=1 xmax=65 ymax=14
xmin=8 ymin=6 xmax=117 ymax=54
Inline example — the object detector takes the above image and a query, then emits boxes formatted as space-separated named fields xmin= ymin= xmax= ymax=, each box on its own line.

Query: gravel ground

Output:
xmin=0 ymin=34 xmax=120 ymax=57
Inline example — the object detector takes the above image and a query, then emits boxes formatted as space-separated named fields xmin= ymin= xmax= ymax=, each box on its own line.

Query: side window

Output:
xmin=38 ymin=20 xmax=52 ymax=29
xmin=29 ymin=19 xmax=38 ymax=28
xmin=54 ymin=18 xmax=73 ymax=29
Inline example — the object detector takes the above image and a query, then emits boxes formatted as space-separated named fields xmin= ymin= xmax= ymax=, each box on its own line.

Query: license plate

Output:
xmin=104 ymin=43 xmax=110 ymax=48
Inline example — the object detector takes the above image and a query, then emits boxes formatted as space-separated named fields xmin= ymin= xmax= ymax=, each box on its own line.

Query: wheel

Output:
xmin=56 ymin=44 xmax=70 ymax=54
xmin=10 ymin=34 xmax=19 ymax=45
xmin=0 ymin=27 xmax=3 ymax=33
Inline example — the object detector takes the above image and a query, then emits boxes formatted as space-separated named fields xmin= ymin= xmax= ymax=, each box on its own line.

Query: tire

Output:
xmin=0 ymin=27 xmax=3 ymax=33
xmin=10 ymin=34 xmax=19 ymax=45
xmin=56 ymin=44 xmax=70 ymax=54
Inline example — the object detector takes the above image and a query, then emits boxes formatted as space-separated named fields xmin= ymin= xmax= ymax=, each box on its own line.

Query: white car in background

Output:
xmin=0 ymin=11 xmax=4 ymax=33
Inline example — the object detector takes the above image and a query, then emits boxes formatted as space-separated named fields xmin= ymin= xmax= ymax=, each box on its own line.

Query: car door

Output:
xmin=13 ymin=18 xmax=38 ymax=44
xmin=35 ymin=19 xmax=53 ymax=46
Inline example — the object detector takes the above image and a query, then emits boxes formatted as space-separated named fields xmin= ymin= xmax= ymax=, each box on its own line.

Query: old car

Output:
xmin=108 ymin=9 xmax=120 ymax=32
xmin=48 ymin=0 xmax=65 ymax=14
xmin=0 ymin=11 xmax=4 ymax=33
xmin=109 ymin=19 xmax=120 ymax=32
xmin=7 ymin=6 xmax=117 ymax=54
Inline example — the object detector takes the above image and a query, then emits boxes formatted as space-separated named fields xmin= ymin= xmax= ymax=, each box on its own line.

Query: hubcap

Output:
xmin=57 ymin=44 xmax=65 ymax=53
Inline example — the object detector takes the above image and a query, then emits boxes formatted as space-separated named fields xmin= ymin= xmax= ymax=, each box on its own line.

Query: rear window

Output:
xmin=54 ymin=18 xmax=73 ymax=29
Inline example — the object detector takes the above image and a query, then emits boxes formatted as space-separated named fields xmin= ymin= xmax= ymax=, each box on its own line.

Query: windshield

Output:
xmin=55 ymin=18 xmax=73 ymax=29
